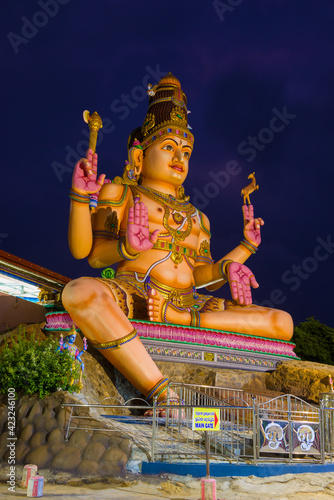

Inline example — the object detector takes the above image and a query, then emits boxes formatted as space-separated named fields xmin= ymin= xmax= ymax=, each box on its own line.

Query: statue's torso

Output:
xmin=117 ymin=189 xmax=203 ymax=289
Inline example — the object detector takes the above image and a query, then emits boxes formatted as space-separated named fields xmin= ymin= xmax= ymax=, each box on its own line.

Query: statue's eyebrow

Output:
xmin=161 ymin=138 xmax=178 ymax=146
xmin=161 ymin=137 xmax=192 ymax=150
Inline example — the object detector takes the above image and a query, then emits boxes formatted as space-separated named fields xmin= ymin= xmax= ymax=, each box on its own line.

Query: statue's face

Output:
xmin=141 ymin=134 xmax=193 ymax=186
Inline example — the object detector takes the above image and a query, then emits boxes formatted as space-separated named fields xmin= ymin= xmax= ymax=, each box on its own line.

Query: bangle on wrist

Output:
xmin=117 ymin=237 xmax=139 ymax=261
xmin=69 ymin=189 xmax=90 ymax=204
xmin=219 ymin=259 xmax=233 ymax=281
xmin=240 ymin=239 xmax=258 ymax=254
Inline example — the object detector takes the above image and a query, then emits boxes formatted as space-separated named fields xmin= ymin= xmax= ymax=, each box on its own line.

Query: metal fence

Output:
xmin=151 ymin=384 xmax=255 ymax=463
xmin=62 ymin=384 xmax=334 ymax=465
xmin=321 ymin=396 xmax=334 ymax=461
xmin=256 ymin=394 xmax=321 ymax=463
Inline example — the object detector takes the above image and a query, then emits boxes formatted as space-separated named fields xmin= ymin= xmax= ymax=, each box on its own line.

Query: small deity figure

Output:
xmin=57 ymin=326 xmax=87 ymax=388
xmin=62 ymin=73 xmax=293 ymax=409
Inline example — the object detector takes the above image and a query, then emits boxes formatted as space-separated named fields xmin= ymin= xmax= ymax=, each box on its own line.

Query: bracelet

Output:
xmin=219 ymin=259 xmax=233 ymax=281
xmin=240 ymin=239 xmax=258 ymax=254
xmin=69 ymin=189 xmax=90 ymax=204
xmin=117 ymin=237 xmax=139 ymax=261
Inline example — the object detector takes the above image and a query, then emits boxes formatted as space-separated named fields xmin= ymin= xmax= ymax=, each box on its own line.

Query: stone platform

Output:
xmin=45 ymin=311 xmax=297 ymax=372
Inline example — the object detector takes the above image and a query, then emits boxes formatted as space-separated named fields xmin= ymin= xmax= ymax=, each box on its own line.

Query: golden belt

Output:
xmin=152 ymin=239 xmax=197 ymax=264
xmin=116 ymin=271 xmax=201 ymax=309
xmin=148 ymin=275 xmax=198 ymax=308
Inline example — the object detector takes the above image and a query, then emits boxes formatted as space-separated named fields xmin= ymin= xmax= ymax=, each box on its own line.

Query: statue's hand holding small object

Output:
xmin=226 ymin=261 xmax=259 ymax=306
xmin=72 ymin=148 xmax=105 ymax=195
xmin=243 ymin=204 xmax=264 ymax=248
xmin=126 ymin=199 xmax=159 ymax=254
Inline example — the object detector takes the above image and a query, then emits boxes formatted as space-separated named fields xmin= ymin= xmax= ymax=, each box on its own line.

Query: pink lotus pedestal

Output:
xmin=45 ymin=311 xmax=297 ymax=372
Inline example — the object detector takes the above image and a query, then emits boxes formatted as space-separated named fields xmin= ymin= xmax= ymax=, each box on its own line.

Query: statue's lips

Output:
xmin=170 ymin=164 xmax=183 ymax=172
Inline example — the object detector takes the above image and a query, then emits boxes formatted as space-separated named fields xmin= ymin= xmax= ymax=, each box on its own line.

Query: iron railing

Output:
xmin=62 ymin=384 xmax=334 ymax=465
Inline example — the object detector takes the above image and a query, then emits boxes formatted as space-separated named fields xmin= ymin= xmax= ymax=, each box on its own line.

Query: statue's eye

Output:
xmin=183 ymin=151 xmax=190 ymax=159
xmin=162 ymin=144 xmax=174 ymax=152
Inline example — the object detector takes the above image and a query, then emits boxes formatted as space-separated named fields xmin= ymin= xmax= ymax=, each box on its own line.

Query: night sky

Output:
xmin=2 ymin=1 xmax=333 ymax=328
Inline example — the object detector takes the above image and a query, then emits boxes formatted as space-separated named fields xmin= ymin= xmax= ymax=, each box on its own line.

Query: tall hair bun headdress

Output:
xmin=127 ymin=72 xmax=194 ymax=151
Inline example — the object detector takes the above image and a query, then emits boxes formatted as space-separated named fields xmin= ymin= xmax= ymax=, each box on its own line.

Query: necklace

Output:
xmin=133 ymin=184 xmax=195 ymax=215
xmin=131 ymin=184 xmax=196 ymax=263
xmin=163 ymin=206 xmax=192 ymax=242
xmin=172 ymin=211 xmax=185 ymax=224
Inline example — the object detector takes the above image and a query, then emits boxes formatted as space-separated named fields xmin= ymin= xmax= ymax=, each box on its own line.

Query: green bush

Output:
xmin=0 ymin=330 xmax=82 ymax=398
xmin=293 ymin=317 xmax=334 ymax=365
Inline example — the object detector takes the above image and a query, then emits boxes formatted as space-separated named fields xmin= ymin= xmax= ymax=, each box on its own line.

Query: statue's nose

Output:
xmin=173 ymin=149 xmax=183 ymax=162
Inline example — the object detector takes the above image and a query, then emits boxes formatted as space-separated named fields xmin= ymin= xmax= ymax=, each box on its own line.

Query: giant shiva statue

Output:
xmin=62 ymin=73 xmax=293 ymax=407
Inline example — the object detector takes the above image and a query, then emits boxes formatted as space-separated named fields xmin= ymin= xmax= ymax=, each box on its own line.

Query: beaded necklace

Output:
xmin=131 ymin=184 xmax=196 ymax=263
xmin=132 ymin=184 xmax=196 ymax=242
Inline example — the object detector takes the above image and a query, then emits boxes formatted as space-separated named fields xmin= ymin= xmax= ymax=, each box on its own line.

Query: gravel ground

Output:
xmin=1 ymin=464 xmax=334 ymax=500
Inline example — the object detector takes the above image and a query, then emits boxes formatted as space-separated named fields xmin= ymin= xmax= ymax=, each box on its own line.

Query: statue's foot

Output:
xmin=144 ymin=401 xmax=185 ymax=419
xmin=144 ymin=389 xmax=185 ymax=418
xmin=147 ymin=288 xmax=165 ymax=322
xmin=147 ymin=288 xmax=191 ymax=325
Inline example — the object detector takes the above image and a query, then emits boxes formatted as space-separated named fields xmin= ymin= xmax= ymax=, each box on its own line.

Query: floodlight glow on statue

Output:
xmin=62 ymin=73 xmax=293 ymax=407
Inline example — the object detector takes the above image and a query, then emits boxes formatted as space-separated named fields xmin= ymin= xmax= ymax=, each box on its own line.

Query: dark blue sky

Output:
xmin=2 ymin=0 xmax=333 ymax=327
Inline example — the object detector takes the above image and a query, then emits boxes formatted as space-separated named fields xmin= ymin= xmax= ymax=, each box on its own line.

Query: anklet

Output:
xmin=190 ymin=309 xmax=201 ymax=328
xmin=145 ymin=377 xmax=169 ymax=404
xmin=89 ymin=328 xmax=137 ymax=349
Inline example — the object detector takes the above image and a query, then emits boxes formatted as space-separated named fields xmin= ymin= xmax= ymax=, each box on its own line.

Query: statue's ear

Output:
xmin=132 ymin=148 xmax=143 ymax=177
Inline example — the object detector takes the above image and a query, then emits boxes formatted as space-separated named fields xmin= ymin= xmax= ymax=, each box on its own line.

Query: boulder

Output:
xmin=266 ymin=359 xmax=334 ymax=402
xmin=51 ymin=446 xmax=82 ymax=470
xmin=24 ymin=444 xmax=51 ymax=468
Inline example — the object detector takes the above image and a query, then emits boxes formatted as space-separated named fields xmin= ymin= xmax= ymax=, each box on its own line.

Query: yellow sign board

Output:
xmin=192 ymin=408 xmax=220 ymax=431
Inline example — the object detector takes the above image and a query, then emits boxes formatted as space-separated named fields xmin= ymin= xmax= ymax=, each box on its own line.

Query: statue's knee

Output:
xmin=62 ymin=278 xmax=115 ymax=312
xmin=273 ymin=310 xmax=294 ymax=340
xmin=62 ymin=278 xmax=96 ymax=310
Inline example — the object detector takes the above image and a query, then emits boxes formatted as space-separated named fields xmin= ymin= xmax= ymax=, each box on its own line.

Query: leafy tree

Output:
xmin=0 ymin=330 xmax=81 ymax=398
xmin=293 ymin=317 xmax=334 ymax=365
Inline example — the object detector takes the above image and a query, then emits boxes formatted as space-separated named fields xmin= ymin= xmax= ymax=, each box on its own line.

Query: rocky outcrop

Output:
xmin=266 ymin=359 xmax=334 ymax=402
xmin=0 ymin=392 xmax=132 ymax=476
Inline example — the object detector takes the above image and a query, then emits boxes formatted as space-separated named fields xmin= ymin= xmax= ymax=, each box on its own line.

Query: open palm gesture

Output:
xmin=227 ymin=261 xmax=259 ymax=306
xmin=126 ymin=200 xmax=159 ymax=253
